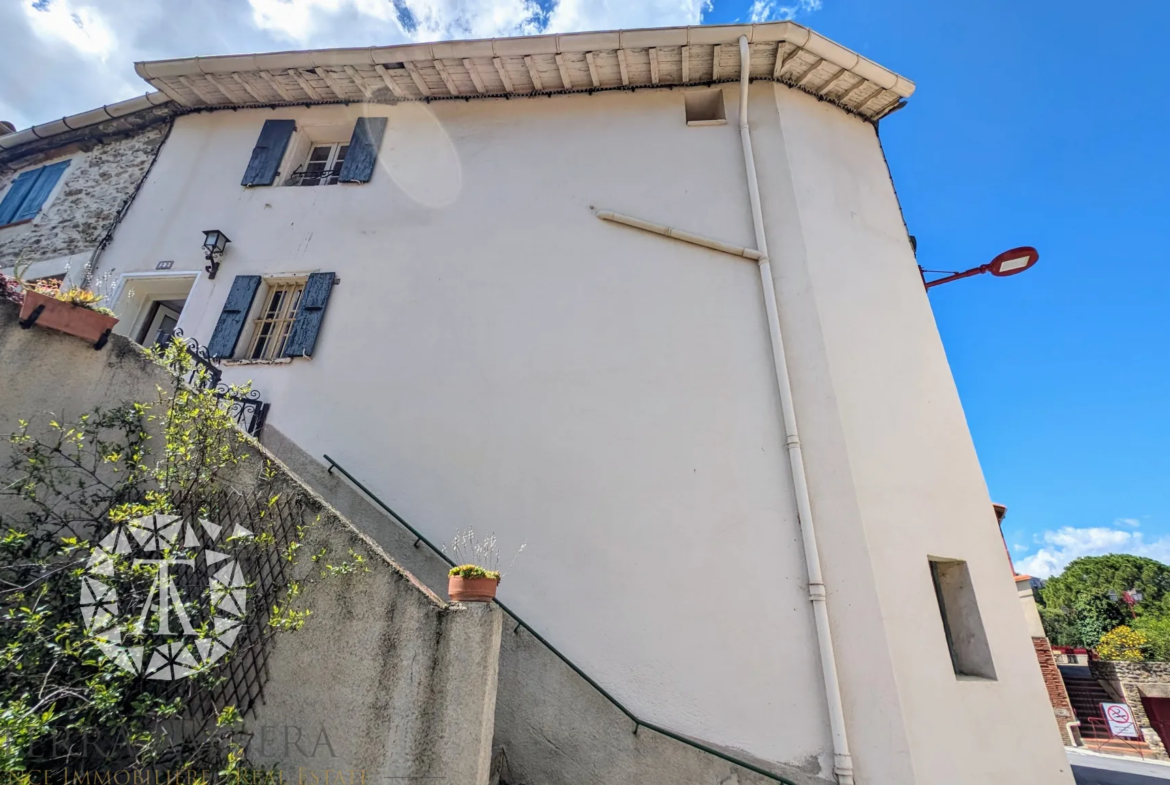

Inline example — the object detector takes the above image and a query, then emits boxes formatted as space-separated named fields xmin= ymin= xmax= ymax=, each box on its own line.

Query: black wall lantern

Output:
xmin=202 ymin=230 xmax=231 ymax=279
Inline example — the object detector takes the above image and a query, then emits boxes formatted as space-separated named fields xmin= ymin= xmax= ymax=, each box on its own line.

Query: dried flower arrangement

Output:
xmin=443 ymin=528 xmax=526 ymax=602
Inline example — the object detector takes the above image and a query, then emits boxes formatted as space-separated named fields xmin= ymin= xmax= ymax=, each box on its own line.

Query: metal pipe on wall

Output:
xmin=736 ymin=34 xmax=855 ymax=785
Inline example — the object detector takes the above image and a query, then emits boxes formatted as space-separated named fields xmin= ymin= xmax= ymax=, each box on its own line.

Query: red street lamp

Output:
xmin=920 ymin=246 xmax=1040 ymax=290
xmin=1108 ymin=589 xmax=1144 ymax=619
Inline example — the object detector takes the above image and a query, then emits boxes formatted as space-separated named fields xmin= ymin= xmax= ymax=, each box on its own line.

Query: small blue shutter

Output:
xmin=338 ymin=118 xmax=386 ymax=184
xmin=12 ymin=161 xmax=70 ymax=223
xmin=208 ymin=275 xmax=262 ymax=359
xmin=283 ymin=272 xmax=335 ymax=358
xmin=0 ymin=169 xmax=45 ymax=226
xmin=241 ymin=120 xmax=296 ymax=187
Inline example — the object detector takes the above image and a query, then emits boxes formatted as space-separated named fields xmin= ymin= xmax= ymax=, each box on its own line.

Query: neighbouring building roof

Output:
xmin=136 ymin=21 xmax=913 ymax=121
xmin=0 ymin=92 xmax=172 ymax=153
xmin=2 ymin=21 xmax=914 ymax=159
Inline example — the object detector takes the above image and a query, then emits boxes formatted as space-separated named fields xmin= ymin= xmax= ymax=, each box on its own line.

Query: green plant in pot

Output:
xmin=443 ymin=529 xmax=525 ymax=603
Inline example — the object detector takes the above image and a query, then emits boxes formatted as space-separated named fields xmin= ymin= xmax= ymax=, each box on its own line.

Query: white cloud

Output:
xmin=748 ymin=0 xmax=821 ymax=23
xmin=547 ymin=0 xmax=708 ymax=32
xmin=0 ymin=0 xmax=713 ymax=131
xmin=25 ymin=0 xmax=114 ymax=57
xmin=1116 ymin=517 xmax=1141 ymax=528
xmin=1015 ymin=524 xmax=1170 ymax=579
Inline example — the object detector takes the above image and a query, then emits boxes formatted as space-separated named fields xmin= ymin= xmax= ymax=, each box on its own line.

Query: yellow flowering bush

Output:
xmin=1097 ymin=625 xmax=1148 ymax=661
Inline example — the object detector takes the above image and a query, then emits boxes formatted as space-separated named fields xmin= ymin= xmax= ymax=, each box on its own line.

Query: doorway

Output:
xmin=137 ymin=300 xmax=184 ymax=347
xmin=111 ymin=273 xmax=197 ymax=347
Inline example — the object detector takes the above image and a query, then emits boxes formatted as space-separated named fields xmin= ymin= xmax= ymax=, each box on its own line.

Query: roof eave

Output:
xmin=135 ymin=21 xmax=913 ymax=122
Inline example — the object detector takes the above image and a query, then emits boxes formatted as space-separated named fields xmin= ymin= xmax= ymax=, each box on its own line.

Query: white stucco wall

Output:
xmin=98 ymin=86 xmax=832 ymax=776
xmin=97 ymin=81 xmax=1072 ymax=783
xmin=757 ymin=84 xmax=1072 ymax=783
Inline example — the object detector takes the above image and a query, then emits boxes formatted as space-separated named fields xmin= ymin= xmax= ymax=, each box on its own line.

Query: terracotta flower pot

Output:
xmin=448 ymin=575 xmax=499 ymax=603
xmin=19 ymin=290 xmax=118 ymax=347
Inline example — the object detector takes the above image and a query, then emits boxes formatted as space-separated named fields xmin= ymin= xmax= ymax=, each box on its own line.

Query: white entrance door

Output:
xmin=142 ymin=303 xmax=182 ymax=347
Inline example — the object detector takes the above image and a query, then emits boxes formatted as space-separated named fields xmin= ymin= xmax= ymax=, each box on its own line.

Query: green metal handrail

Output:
xmin=322 ymin=454 xmax=798 ymax=785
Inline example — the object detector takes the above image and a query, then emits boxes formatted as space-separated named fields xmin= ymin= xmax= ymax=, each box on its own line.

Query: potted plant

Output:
xmin=448 ymin=564 xmax=501 ymax=603
xmin=444 ymin=529 xmax=525 ymax=604
xmin=6 ymin=261 xmax=120 ymax=348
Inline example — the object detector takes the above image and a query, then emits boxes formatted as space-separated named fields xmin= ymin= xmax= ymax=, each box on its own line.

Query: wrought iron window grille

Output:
xmin=283 ymin=166 xmax=343 ymax=187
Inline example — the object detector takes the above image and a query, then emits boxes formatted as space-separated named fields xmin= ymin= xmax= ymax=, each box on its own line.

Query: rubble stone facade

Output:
xmin=0 ymin=106 xmax=174 ymax=271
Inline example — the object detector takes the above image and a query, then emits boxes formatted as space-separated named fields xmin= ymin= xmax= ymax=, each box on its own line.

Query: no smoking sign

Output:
xmin=1102 ymin=702 xmax=1140 ymax=738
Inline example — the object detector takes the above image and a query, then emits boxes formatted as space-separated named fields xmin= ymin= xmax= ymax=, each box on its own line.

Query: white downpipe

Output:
xmin=737 ymin=35 xmax=855 ymax=785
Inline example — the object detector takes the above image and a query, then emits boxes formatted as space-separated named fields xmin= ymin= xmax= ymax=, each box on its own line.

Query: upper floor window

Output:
xmin=286 ymin=143 xmax=349 ymax=187
xmin=0 ymin=160 xmax=70 ymax=228
xmin=240 ymin=117 xmax=386 ymax=188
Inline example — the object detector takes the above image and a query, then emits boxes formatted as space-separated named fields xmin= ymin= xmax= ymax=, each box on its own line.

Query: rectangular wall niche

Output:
xmin=929 ymin=557 xmax=997 ymax=680
xmin=684 ymin=89 xmax=727 ymax=126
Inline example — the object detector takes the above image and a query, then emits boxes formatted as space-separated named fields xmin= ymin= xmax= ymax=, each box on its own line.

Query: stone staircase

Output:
xmin=1061 ymin=669 xmax=1114 ymax=738
xmin=1060 ymin=665 xmax=1153 ymax=758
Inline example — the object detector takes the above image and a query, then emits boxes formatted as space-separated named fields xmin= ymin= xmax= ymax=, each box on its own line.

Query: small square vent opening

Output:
xmin=685 ymin=90 xmax=727 ymax=126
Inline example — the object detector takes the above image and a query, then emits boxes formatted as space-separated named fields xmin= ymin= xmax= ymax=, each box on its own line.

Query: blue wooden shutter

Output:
xmin=241 ymin=120 xmax=296 ymax=187
xmin=208 ymin=275 xmax=262 ymax=358
xmin=283 ymin=272 xmax=335 ymax=358
xmin=12 ymin=161 xmax=70 ymax=223
xmin=0 ymin=168 xmax=45 ymax=226
xmin=338 ymin=117 xmax=386 ymax=184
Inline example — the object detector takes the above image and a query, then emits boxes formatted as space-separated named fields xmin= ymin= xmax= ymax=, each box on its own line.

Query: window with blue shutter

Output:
xmin=208 ymin=275 xmax=262 ymax=358
xmin=241 ymin=120 xmax=296 ymax=187
xmin=283 ymin=272 xmax=336 ymax=358
xmin=337 ymin=118 xmax=386 ymax=184
xmin=0 ymin=160 xmax=70 ymax=227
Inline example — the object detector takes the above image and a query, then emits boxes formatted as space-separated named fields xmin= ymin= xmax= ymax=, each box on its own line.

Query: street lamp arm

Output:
xmin=921 ymin=264 xmax=993 ymax=289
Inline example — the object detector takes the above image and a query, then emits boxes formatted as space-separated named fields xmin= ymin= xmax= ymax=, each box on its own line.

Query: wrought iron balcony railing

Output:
xmin=164 ymin=329 xmax=271 ymax=439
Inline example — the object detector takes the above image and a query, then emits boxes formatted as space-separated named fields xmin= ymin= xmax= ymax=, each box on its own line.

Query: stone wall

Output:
xmin=1091 ymin=660 xmax=1170 ymax=758
xmin=0 ymin=298 xmax=502 ymax=784
xmin=0 ymin=113 xmax=172 ymax=273
xmin=1033 ymin=638 xmax=1077 ymax=745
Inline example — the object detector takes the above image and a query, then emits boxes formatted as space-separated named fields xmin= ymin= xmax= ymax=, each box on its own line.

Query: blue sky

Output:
xmin=3 ymin=0 xmax=1167 ymax=576
xmin=748 ymin=0 xmax=1170 ymax=577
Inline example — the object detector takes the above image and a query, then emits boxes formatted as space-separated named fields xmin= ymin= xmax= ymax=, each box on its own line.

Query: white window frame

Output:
xmin=241 ymin=277 xmax=308 ymax=360
xmin=287 ymin=143 xmax=348 ymax=187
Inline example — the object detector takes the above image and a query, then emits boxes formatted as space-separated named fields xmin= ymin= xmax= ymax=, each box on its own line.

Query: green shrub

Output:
xmin=448 ymin=564 xmax=500 ymax=581
xmin=1134 ymin=614 xmax=1170 ymax=662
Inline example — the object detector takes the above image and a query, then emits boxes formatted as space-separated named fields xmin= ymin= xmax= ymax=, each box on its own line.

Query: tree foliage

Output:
xmin=1041 ymin=554 xmax=1170 ymax=616
xmin=1134 ymin=614 xmax=1170 ymax=662
xmin=1039 ymin=554 xmax=1170 ymax=656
